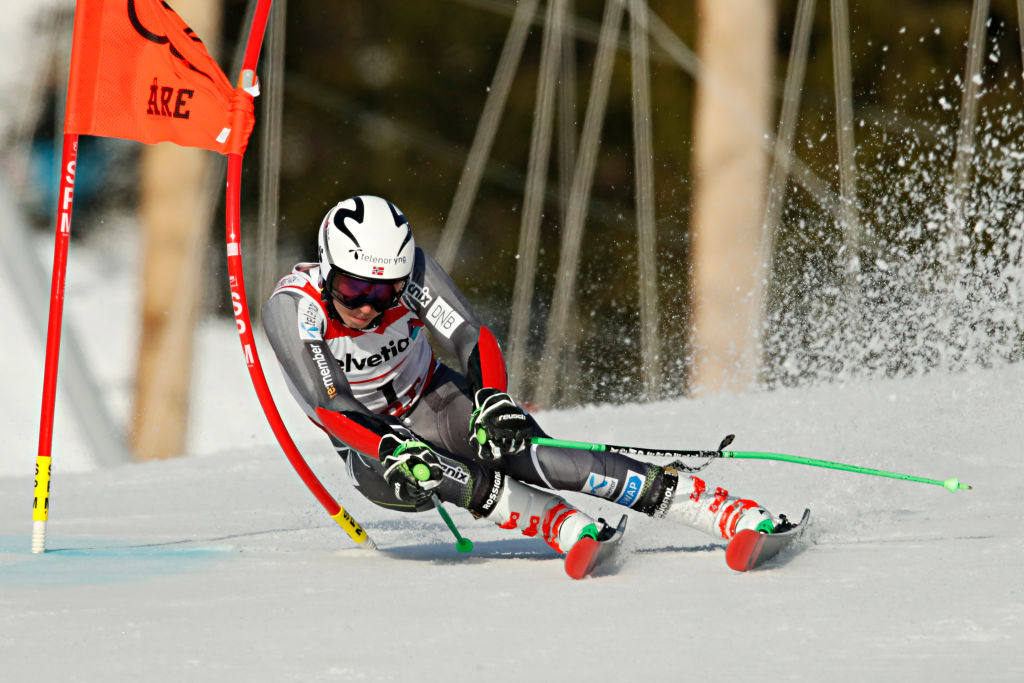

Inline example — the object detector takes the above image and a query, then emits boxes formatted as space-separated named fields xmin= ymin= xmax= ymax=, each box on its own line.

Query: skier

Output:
xmin=263 ymin=195 xmax=787 ymax=568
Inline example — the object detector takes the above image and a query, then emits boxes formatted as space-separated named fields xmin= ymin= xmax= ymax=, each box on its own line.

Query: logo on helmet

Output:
xmin=347 ymin=248 xmax=409 ymax=266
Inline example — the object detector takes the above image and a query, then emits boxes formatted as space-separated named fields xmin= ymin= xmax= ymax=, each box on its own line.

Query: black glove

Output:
xmin=379 ymin=435 xmax=443 ymax=504
xmin=469 ymin=388 xmax=534 ymax=461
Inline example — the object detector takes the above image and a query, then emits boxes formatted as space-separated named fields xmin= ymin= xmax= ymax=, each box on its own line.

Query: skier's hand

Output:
xmin=379 ymin=435 xmax=443 ymax=504
xmin=469 ymin=388 xmax=534 ymax=461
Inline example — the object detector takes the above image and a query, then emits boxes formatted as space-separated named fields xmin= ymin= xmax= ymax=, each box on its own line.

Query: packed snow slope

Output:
xmin=2 ymin=361 xmax=1022 ymax=682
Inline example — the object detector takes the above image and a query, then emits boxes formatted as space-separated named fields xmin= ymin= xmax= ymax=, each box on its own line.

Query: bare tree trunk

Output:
xmin=132 ymin=0 xmax=222 ymax=461
xmin=689 ymin=0 xmax=774 ymax=394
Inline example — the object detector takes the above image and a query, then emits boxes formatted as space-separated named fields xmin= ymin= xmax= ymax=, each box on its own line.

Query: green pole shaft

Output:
xmin=431 ymin=496 xmax=462 ymax=538
xmin=723 ymin=450 xmax=971 ymax=491
xmin=532 ymin=437 xmax=971 ymax=492
xmin=413 ymin=463 xmax=473 ymax=552
xmin=533 ymin=437 xmax=607 ymax=451
xmin=429 ymin=497 xmax=473 ymax=552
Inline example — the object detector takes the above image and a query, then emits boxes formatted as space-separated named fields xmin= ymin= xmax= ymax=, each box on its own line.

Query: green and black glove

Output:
xmin=469 ymin=388 xmax=534 ymax=462
xmin=379 ymin=435 xmax=443 ymax=504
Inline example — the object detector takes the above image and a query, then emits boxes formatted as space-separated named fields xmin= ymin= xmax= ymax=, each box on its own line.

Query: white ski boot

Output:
xmin=487 ymin=477 xmax=598 ymax=554
xmin=655 ymin=467 xmax=775 ymax=540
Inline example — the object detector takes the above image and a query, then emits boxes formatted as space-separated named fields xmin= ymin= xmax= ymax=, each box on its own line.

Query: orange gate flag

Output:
xmin=64 ymin=0 xmax=255 ymax=155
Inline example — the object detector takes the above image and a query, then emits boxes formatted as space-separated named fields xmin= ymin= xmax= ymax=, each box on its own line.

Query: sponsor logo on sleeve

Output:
xmin=426 ymin=296 xmax=465 ymax=339
xmin=614 ymin=471 xmax=646 ymax=507
xmin=403 ymin=279 xmax=432 ymax=308
xmin=582 ymin=473 xmax=620 ymax=500
xmin=297 ymin=298 xmax=323 ymax=340
xmin=308 ymin=342 xmax=338 ymax=399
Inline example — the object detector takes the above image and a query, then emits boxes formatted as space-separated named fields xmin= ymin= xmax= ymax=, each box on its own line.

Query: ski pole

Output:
xmin=413 ymin=464 xmax=473 ymax=552
xmin=532 ymin=435 xmax=973 ymax=492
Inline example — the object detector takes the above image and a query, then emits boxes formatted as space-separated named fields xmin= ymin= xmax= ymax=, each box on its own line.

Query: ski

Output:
xmin=564 ymin=514 xmax=628 ymax=580
xmin=725 ymin=508 xmax=810 ymax=572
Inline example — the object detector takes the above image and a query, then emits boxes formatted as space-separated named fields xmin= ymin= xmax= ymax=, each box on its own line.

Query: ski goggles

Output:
xmin=327 ymin=270 xmax=405 ymax=312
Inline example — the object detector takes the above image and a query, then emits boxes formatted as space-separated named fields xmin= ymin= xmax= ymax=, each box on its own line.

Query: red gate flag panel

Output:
xmin=64 ymin=0 xmax=255 ymax=155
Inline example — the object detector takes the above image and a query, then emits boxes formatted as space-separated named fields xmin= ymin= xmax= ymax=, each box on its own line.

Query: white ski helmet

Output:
xmin=317 ymin=195 xmax=415 ymax=284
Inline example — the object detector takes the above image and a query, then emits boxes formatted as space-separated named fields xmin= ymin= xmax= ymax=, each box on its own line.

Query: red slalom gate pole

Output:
xmin=223 ymin=156 xmax=372 ymax=547
xmin=32 ymin=134 xmax=79 ymax=553
xmin=226 ymin=0 xmax=373 ymax=547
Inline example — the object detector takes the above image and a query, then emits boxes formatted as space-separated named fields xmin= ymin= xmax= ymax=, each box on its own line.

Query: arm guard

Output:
xmin=466 ymin=325 xmax=508 ymax=395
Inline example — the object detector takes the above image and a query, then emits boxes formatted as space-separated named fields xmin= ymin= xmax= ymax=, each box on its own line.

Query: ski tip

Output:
xmin=564 ymin=537 xmax=599 ymax=580
xmin=564 ymin=515 xmax=628 ymax=580
xmin=725 ymin=530 xmax=765 ymax=572
xmin=725 ymin=509 xmax=811 ymax=572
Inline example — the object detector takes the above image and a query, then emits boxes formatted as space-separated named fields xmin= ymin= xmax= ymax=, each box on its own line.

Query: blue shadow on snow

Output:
xmin=0 ymin=535 xmax=231 ymax=588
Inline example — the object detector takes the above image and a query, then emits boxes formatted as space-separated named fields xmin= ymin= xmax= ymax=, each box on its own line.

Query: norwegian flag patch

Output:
xmin=372 ymin=266 xmax=385 ymax=276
